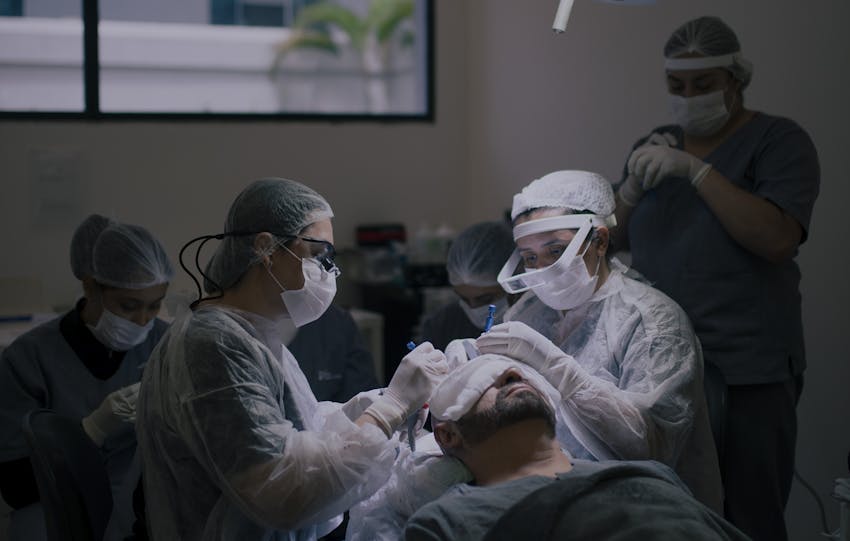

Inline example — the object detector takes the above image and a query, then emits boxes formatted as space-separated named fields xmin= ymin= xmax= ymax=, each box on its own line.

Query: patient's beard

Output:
xmin=455 ymin=386 xmax=556 ymax=446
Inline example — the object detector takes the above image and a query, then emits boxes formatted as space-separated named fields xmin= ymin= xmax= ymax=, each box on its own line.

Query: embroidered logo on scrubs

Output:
xmin=317 ymin=370 xmax=343 ymax=381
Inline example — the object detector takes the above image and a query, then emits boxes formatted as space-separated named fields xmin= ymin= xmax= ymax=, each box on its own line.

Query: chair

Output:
xmin=22 ymin=409 xmax=113 ymax=541
xmin=702 ymin=361 xmax=728 ymax=461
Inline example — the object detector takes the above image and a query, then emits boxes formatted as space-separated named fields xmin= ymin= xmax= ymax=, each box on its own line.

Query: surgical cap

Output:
xmin=429 ymin=354 xmax=558 ymax=422
xmin=447 ymin=222 xmax=514 ymax=287
xmin=511 ymin=170 xmax=615 ymax=221
xmin=70 ymin=213 xmax=116 ymax=280
xmin=664 ymin=16 xmax=754 ymax=90
xmin=204 ymin=178 xmax=334 ymax=292
xmin=91 ymin=223 xmax=174 ymax=289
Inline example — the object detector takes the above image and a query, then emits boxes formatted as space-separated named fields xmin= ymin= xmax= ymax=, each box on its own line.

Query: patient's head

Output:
xmin=429 ymin=355 xmax=557 ymax=456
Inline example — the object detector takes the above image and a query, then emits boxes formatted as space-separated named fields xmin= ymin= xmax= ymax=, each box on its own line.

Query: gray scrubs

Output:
xmin=0 ymin=310 xmax=167 ymax=541
xmin=420 ymin=302 xmax=483 ymax=351
xmin=288 ymin=304 xmax=378 ymax=403
xmin=622 ymin=113 xmax=819 ymax=385
xmin=619 ymin=112 xmax=819 ymax=541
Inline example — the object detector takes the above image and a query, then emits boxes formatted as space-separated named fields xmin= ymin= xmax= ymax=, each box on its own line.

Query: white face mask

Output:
xmin=458 ymin=296 xmax=509 ymax=330
xmin=267 ymin=246 xmax=337 ymax=328
xmin=668 ymin=89 xmax=732 ymax=137
xmin=86 ymin=308 xmax=154 ymax=351
xmin=531 ymin=240 xmax=601 ymax=311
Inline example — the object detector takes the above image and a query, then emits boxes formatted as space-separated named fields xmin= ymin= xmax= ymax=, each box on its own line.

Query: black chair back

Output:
xmin=22 ymin=409 xmax=113 ymax=541
xmin=703 ymin=361 xmax=728 ymax=460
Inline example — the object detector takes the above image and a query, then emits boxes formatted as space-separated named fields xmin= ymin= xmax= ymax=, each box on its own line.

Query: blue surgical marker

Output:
xmin=484 ymin=304 xmax=497 ymax=332
xmin=405 ymin=340 xmax=423 ymax=451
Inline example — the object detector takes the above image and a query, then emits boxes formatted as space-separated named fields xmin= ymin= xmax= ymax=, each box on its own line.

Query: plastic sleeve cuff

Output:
xmin=81 ymin=416 xmax=107 ymax=447
xmin=691 ymin=162 xmax=712 ymax=188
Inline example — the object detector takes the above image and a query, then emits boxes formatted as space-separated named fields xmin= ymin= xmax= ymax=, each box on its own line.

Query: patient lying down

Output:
xmin=403 ymin=355 xmax=750 ymax=541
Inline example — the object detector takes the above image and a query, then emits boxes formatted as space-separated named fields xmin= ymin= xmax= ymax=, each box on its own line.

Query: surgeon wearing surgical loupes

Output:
xmin=136 ymin=178 xmax=448 ymax=541
xmin=612 ymin=17 xmax=819 ymax=541
xmin=475 ymin=170 xmax=722 ymax=512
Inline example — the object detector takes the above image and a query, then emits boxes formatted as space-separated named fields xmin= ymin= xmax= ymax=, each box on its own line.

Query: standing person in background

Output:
xmin=0 ymin=214 xmax=173 ymax=541
xmin=420 ymin=221 xmax=515 ymax=350
xmin=613 ymin=16 xmax=820 ymax=541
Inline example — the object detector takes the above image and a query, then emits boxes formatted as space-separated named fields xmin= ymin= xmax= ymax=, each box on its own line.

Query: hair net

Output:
xmin=664 ymin=16 xmax=754 ymax=90
xmin=91 ymin=223 xmax=174 ymax=289
xmin=511 ymin=170 xmax=615 ymax=221
xmin=447 ymin=222 xmax=514 ymax=287
xmin=204 ymin=178 xmax=334 ymax=292
xmin=70 ymin=213 xmax=116 ymax=280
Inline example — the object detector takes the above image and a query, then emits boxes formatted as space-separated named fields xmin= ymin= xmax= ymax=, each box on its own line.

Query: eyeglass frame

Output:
xmin=279 ymin=234 xmax=340 ymax=276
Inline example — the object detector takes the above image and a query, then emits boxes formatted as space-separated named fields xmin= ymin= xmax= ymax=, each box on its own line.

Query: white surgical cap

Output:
xmin=91 ymin=223 xmax=174 ymax=289
xmin=510 ymin=170 xmax=615 ymax=222
xmin=664 ymin=16 xmax=753 ymax=90
xmin=447 ymin=222 xmax=514 ymax=287
xmin=70 ymin=213 xmax=116 ymax=280
xmin=204 ymin=178 xmax=334 ymax=292
xmin=429 ymin=354 xmax=559 ymax=422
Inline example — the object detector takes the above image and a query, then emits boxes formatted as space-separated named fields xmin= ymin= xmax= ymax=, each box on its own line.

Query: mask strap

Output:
xmin=279 ymin=242 xmax=303 ymax=263
xmin=265 ymin=263 xmax=288 ymax=292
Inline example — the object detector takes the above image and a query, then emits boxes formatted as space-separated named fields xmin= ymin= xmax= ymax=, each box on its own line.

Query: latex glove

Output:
xmin=618 ymin=132 xmax=678 ymax=206
xmin=476 ymin=321 xmax=585 ymax=398
xmin=475 ymin=321 xmax=567 ymax=370
xmin=444 ymin=338 xmax=476 ymax=370
xmin=364 ymin=342 xmax=448 ymax=437
xmin=628 ymin=145 xmax=712 ymax=190
xmin=81 ymin=382 xmax=140 ymax=447
xmin=341 ymin=388 xmax=384 ymax=422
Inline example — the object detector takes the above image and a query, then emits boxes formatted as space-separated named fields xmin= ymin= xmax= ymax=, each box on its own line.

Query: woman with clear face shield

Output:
xmin=0 ymin=214 xmax=174 ymax=541
xmin=136 ymin=178 xmax=447 ymax=541
xmin=475 ymin=170 xmax=722 ymax=513
xmin=611 ymin=16 xmax=820 ymax=541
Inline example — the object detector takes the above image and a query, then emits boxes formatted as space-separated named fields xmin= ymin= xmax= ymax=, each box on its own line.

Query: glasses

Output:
xmin=284 ymin=235 xmax=340 ymax=276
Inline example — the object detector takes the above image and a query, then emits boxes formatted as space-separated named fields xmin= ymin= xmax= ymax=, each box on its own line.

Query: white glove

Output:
xmin=341 ymin=388 xmax=384 ymax=422
xmin=364 ymin=342 xmax=448 ymax=437
xmin=81 ymin=382 xmax=140 ymax=447
xmin=475 ymin=321 xmax=566 ymax=370
xmin=444 ymin=338 xmax=476 ymax=370
xmin=475 ymin=322 xmax=585 ymax=398
xmin=618 ymin=132 xmax=679 ymax=206
xmin=628 ymin=145 xmax=712 ymax=190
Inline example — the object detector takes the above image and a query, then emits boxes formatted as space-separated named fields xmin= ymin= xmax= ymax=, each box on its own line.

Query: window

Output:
xmin=0 ymin=0 xmax=433 ymax=119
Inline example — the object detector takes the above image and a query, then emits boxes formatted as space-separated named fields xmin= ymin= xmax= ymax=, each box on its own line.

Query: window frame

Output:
xmin=0 ymin=0 xmax=435 ymax=122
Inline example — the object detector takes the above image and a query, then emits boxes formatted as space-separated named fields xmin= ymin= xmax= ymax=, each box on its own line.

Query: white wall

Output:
xmin=0 ymin=1 xmax=847 ymax=540
xmin=463 ymin=1 xmax=850 ymax=540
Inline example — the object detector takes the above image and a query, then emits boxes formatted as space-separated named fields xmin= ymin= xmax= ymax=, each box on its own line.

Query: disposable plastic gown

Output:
xmin=346 ymin=434 xmax=473 ymax=541
xmin=137 ymin=305 xmax=397 ymax=541
xmin=503 ymin=261 xmax=722 ymax=511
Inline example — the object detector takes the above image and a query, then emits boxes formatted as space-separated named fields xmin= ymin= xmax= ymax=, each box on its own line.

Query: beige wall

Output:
xmin=1 ymin=1 xmax=848 ymax=539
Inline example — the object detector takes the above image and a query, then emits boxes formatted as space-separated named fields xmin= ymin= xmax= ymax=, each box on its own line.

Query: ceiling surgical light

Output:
xmin=553 ymin=0 xmax=656 ymax=34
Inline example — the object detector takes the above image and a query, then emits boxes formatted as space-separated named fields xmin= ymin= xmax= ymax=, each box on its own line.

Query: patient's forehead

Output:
xmin=429 ymin=354 xmax=550 ymax=422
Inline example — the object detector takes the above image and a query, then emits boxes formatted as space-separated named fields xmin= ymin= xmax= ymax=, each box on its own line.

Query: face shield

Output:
xmin=497 ymin=214 xmax=610 ymax=294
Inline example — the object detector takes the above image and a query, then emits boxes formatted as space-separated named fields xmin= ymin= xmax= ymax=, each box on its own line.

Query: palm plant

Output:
xmin=271 ymin=0 xmax=416 ymax=112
